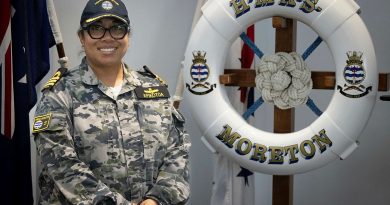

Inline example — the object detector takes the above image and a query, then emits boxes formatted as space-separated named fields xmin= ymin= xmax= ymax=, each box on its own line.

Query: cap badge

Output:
xmin=101 ymin=1 xmax=113 ymax=10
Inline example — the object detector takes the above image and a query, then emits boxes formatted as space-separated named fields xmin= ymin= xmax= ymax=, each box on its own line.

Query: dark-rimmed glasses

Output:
xmin=82 ymin=24 xmax=129 ymax=40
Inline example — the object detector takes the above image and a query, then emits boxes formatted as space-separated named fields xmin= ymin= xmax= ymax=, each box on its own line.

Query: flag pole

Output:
xmin=56 ymin=43 xmax=65 ymax=59
xmin=46 ymin=0 xmax=67 ymax=67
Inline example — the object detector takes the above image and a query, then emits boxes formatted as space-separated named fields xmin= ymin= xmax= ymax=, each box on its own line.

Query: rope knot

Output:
xmin=58 ymin=56 xmax=69 ymax=68
xmin=255 ymin=52 xmax=312 ymax=109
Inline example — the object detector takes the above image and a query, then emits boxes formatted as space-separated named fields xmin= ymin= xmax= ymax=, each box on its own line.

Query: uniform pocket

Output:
xmin=135 ymin=99 xmax=171 ymax=131
xmin=135 ymin=99 xmax=172 ymax=164
xmin=73 ymin=100 xmax=105 ymax=166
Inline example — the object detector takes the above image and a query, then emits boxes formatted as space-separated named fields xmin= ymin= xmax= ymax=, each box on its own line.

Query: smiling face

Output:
xmin=79 ymin=17 xmax=129 ymax=70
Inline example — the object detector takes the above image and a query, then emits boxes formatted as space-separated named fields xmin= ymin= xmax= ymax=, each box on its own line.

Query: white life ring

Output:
xmin=183 ymin=0 xmax=377 ymax=175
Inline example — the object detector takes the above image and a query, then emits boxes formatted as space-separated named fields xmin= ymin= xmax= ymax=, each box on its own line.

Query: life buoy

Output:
xmin=183 ymin=0 xmax=377 ymax=175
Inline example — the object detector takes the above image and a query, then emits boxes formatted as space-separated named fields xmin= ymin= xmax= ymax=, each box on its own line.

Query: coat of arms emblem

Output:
xmin=186 ymin=51 xmax=216 ymax=95
xmin=337 ymin=51 xmax=372 ymax=98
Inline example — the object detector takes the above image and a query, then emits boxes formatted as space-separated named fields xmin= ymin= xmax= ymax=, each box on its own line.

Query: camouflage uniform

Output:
xmin=33 ymin=58 xmax=190 ymax=205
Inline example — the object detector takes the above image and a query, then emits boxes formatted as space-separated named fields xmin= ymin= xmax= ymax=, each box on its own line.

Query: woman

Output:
xmin=32 ymin=0 xmax=190 ymax=204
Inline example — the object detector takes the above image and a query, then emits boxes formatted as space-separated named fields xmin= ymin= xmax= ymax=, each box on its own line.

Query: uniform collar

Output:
xmin=80 ymin=58 xmax=100 ymax=86
xmin=79 ymin=57 xmax=144 ymax=93
xmin=121 ymin=64 xmax=143 ymax=93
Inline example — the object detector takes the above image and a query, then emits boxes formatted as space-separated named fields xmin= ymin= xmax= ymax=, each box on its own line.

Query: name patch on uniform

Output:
xmin=32 ymin=113 xmax=52 ymax=133
xmin=134 ymin=86 xmax=170 ymax=99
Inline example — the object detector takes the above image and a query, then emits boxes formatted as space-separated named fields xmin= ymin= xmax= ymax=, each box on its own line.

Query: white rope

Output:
xmin=255 ymin=52 xmax=312 ymax=109
xmin=58 ymin=56 xmax=68 ymax=69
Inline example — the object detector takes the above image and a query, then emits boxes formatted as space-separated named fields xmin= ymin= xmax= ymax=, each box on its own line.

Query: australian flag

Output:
xmin=0 ymin=0 xmax=55 ymax=204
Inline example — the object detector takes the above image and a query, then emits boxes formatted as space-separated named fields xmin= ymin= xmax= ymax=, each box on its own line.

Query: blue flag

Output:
xmin=0 ymin=0 xmax=54 ymax=204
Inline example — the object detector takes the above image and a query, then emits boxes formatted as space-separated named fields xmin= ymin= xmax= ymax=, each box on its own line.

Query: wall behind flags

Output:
xmin=32 ymin=0 xmax=390 ymax=204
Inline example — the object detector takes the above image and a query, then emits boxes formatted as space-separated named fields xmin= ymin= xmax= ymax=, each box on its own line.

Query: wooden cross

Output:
xmin=219 ymin=17 xmax=390 ymax=205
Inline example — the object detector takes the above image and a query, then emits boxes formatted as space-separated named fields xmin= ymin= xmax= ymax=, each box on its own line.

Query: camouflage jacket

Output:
xmin=33 ymin=58 xmax=190 ymax=205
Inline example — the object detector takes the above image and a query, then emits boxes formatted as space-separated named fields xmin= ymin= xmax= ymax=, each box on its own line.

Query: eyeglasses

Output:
xmin=82 ymin=24 xmax=129 ymax=40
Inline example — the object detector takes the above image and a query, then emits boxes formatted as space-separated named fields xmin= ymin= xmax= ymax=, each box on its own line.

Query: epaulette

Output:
xmin=138 ymin=65 xmax=167 ymax=86
xmin=41 ymin=67 xmax=68 ymax=92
